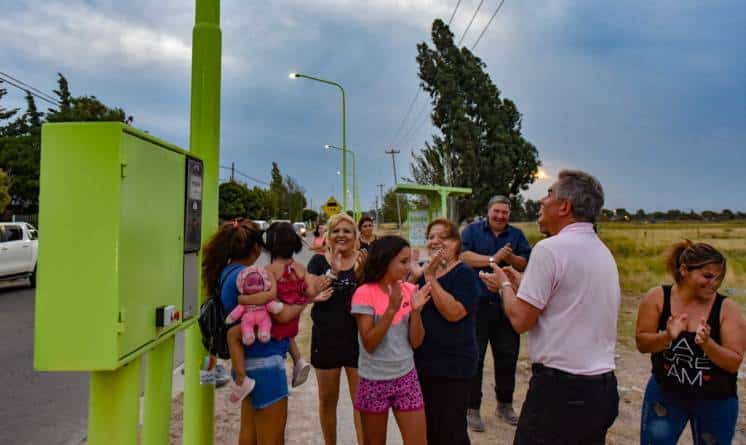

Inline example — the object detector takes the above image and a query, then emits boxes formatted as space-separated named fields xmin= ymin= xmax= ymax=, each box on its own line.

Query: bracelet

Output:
xmin=498 ymin=281 xmax=512 ymax=297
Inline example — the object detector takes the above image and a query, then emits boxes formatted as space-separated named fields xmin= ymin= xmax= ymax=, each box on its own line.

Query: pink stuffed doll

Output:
xmin=225 ymin=265 xmax=283 ymax=345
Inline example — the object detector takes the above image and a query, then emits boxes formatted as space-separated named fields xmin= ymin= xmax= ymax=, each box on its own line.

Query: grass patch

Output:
xmin=514 ymin=221 xmax=746 ymax=297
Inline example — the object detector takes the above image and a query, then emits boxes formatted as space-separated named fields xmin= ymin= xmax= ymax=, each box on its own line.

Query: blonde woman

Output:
xmin=307 ymin=213 xmax=366 ymax=444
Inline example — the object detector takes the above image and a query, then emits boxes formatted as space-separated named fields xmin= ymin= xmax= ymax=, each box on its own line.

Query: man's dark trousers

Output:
xmin=514 ymin=365 xmax=619 ymax=445
xmin=469 ymin=298 xmax=520 ymax=408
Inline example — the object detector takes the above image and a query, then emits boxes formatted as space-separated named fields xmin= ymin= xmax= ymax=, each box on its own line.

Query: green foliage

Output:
xmin=302 ymin=208 xmax=319 ymax=223
xmin=515 ymin=221 xmax=746 ymax=297
xmin=219 ymin=182 xmax=250 ymax=220
xmin=0 ymin=73 xmax=133 ymax=214
xmin=410 ymin=19 xmax=541 ymax=221
xmin=0 ymin=82 xmax=19 ymax=121
xmin=381 ymin=188 xmax=409 ymax=223
xmin=523 ymin=199 xmax=541 ymax=221
xmin=0 ymin=135 xmax=40 ymax=214
xmin=0 ymin=168 xmax=10 ymax=214
xmin=219 ymin=163 xmax=308 ymax=222
xmin=285 ymin=176 xmax=307 ymax=222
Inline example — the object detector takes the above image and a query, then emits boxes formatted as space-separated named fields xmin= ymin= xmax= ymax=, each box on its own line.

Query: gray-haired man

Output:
xmin=461 ymin=195 xmax=532 ymax=430
xmin=481 ymin=170 xmax=620 ymax=444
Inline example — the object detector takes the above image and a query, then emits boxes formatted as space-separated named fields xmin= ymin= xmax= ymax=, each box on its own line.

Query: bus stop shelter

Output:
xmin=393 ymin=183 xmax=472 ymax=220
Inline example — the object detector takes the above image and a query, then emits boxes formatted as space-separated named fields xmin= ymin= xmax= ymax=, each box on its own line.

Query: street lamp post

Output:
xmin=289 ymin=72 xmax=348 ymax=212
xmin=326 ymin=144 xmax=359 ymax=221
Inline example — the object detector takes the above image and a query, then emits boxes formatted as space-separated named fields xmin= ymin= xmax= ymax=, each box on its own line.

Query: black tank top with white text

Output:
xmin=651 ymin=285 xmax=737 ymax=400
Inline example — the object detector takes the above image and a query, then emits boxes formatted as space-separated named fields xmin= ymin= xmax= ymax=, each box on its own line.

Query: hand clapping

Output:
xmin=412 ymin=282 xmax=433 ymax=312
xmin=694 ymin=317 xmax=711 ymax=346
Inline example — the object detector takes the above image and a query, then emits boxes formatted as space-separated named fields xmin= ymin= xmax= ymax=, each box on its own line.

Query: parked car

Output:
xmin=252 ymin=219 xmax=269 ymax=231
xmin=0 ymin=222 xmax=39 ymax=287
xmin=292 ymin=222 xmax=307 ymax=237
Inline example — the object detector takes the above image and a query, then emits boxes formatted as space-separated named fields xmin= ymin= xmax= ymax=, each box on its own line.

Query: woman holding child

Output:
xmin=202 ymin=219 xmax=330 ymax=445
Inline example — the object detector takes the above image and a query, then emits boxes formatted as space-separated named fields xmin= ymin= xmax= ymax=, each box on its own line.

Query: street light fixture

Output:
xmin=325 ymin=144 xmax=359 ymax=221
xmin=289 ymin=72 xmax=348 ymax=212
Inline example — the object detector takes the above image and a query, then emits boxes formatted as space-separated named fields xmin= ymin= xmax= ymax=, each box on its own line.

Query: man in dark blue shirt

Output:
xmin=461 ymin=195 xmax=532 ymax=431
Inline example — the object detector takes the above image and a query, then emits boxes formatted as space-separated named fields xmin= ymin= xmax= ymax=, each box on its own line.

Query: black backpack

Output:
xmin=198 ymin=264 xmax=240 ymax=359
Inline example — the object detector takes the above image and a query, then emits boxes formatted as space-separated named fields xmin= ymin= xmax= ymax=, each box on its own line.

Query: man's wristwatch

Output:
xmin=488 ymin=256 xmax=495 ymax=265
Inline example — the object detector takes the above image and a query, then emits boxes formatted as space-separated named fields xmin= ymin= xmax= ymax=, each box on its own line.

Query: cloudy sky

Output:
xmin=1 ymin=0 xmax=744 ymax=213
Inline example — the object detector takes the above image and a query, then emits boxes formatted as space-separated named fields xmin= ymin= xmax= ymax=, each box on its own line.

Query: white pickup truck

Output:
xmin=0 ymin=222 xmax=38 ymax=287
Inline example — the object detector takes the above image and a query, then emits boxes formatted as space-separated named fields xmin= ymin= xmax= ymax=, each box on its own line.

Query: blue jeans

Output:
xmin=640 ymin=377 xmax=738 ymax=445
xmin=231 ymin=354 xmax=288 ymax=410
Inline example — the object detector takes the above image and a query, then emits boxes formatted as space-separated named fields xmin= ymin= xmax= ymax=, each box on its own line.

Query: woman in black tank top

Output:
xmin=635 ymin=241 xmax=745 ymax=445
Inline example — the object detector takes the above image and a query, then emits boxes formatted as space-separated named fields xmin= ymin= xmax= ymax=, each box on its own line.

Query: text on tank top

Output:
xmin=650 ymin=285 xmax=737 ymax=400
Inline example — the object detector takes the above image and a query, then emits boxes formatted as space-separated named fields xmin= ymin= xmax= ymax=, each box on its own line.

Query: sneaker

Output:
xmin=496 ymin=402 xmax=519 ymax=426
xmin=228 ymin=377 xmax=255 ymax=404
xmin=292 ymin=358 xmax=311 ymax=387
xmin=467 ymin=408 xmax=485 ymax=432
xmin=214 ymin=364 xmax=231 ymax=388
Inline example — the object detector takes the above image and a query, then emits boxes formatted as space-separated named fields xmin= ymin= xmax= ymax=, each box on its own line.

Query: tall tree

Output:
xmin=219 ymin=181 xmax=250 ymax=220
xmin=0 ymin=81 xmax=19 ymax=122
xmin=0 ymin=73 xmax=133 ymax=214
xmin=269 ymin=162 xmax=287 ymax=218
xmin=50 ymin=73 xmax=72 ymax=115
xmin=285 ymin=176 xmax=307 ymax=222
xmin=381 ymin=188 xmax=409 ymax=223
xmin=411 ymin=19 xmax=541 ymax=220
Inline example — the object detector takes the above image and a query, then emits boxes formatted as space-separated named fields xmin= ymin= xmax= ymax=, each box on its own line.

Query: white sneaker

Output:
xmin=292 ymin=358 xmax=311 ymax=387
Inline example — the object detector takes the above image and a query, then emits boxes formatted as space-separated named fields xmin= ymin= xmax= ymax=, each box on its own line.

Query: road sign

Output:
xmin=322 ymin=196 xmax=341 ymax=217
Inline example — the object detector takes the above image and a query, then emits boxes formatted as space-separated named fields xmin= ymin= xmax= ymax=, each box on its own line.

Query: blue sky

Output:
xmin=1 ymin=0 xmax=744 ymax=213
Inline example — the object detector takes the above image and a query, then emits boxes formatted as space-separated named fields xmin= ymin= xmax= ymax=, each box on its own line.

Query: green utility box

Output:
xmin=34 ymin=123 xmax=203 ymax=371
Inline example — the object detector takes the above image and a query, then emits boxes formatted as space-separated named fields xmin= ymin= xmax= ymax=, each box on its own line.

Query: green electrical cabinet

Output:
xmin=34 ymin=122 xmax=203 ymax=371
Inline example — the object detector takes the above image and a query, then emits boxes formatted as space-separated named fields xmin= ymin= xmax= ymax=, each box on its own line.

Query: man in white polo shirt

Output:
xmin=481 ymin=170 xmax=620 ymax=445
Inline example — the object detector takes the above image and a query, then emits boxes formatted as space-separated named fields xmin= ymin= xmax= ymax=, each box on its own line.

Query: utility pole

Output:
xmin=377 ymin=183 xmax=385 ymax=225
xmin=374 ymin=196 xmax=379 ymax=226
xmin=385 ymin=148 xmax=402 ymax=228
xmin=230 ymin=161 xmax=235 ymax=182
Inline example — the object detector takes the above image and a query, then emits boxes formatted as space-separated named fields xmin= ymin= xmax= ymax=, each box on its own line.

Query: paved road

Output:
xmin=0 ymin=279 xmax=88 ymax=445
xmin=0 ymin=234 xmax=315 ymax=445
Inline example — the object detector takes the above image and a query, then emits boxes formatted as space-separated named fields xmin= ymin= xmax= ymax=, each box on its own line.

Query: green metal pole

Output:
xmin=351 ymin=151 xmax=359 ymax=221
xmin=184 ymin=1 xmax=221 ymax=444
xmin=440 ymin=190 xmax=448 ymax=219
xmin=341 ymin=88 xmax=347 ymax=213
xmin=295 ymin=74 xmax=347 ymax=211
xmin=142 ymin=336 xmax=176 ymax=445
xmin=87 ymin=359 xmax=141 ymax=445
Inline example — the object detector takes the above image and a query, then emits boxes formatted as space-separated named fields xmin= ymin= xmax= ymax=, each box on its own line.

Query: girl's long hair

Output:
xmin=201 ymin=219 xmax=264 ymax=297
xmin=362 ymin=235 xmax=410 ymax=284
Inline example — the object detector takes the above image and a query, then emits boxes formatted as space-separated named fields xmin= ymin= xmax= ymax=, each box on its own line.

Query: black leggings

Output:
xmin=418 ymin=372 xmax=471 ymax=445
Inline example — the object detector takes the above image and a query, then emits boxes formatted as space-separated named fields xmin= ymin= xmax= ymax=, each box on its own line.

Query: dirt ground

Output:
xmin=168 ymin=292 xmax=746 ymax=444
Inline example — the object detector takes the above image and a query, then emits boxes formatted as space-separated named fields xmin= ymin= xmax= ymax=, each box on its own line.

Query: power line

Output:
xmin=0 ymin=71 xmax=59 ymax=105
xmin=0 ymin=76 xmax=60 ymax=108
xmin=471 ymin=0 xmax=506 ymax=50
xmin=219 ymin=165 xmax=268 ymax=185
xmin=387 ymin=88 xmax=421 ymax=151
xmin=457 ymin=0 xmax=485 ymax=46
xmin=448 ymin=0 xmax=463 ymax=25
xmin=399 ymin=1 xmax=509 ymax=153
xmin=387 ymin=0 xmax=463 ymax=152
